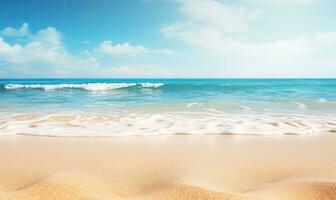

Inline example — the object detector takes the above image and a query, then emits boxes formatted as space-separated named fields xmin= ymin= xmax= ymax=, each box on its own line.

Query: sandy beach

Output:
xmin=0 ymin=134 xmax=336 ymax=200
xmin=1 ymin=0 xmax=336 ymax=199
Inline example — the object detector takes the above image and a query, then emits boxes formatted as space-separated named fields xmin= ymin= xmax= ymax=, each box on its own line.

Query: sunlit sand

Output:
xmin=1 ymin=134 xmax=336 ymax=200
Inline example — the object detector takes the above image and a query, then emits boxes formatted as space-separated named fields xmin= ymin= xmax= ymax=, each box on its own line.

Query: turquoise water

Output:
xmin=0 ymin=79 xmax=335 ymax=136
xmin=1 ymin=79 xmax=336 ymax=114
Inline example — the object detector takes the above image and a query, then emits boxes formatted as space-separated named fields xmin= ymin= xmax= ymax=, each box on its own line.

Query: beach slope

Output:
xmin=0 ymin=135 xmax=336 ymax=200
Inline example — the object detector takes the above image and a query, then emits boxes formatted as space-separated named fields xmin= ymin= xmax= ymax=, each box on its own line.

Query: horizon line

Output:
xmin=1 ymin=77 xmax=336 ymax=80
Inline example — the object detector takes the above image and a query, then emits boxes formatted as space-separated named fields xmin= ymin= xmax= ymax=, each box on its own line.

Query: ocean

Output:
xmin=0 ymin=79 xmax=335 ymax=136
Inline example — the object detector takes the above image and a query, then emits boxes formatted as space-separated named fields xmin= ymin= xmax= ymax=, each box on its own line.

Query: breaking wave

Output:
xmin=4 ymin=83 xmax=164 ymax=91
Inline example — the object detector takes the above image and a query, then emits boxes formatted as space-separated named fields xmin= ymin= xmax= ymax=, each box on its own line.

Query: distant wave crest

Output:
xmin=4 ymin=83 xmax=164 ymax=91
xmin=140 ymin=83 xmax=164 ymax=88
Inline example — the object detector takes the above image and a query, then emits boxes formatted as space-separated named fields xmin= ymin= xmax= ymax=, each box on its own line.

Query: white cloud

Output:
xmin=0 ymin=38 xmax=23 ymax=62
xmin=161 ymin=0 xmax=262 ymax=49
xmin=0 ymin=23 xmax=177 ymax=77
xmin=0 ymin=27 xmax=67 ymax=64
xmin=96 ymin=40 xmax=148 ymax=54
xmin=310 ymin=31 xmax=336 ymax=45
xmin=181 ymin=0 xmax=261 ymax=32
xmin=0 ymin=23 xmax=174 ymax=77
xmin=161 ymin=0 xmax=336 ymax=59
xmin=0 ymin=23 xmax=29 ymax=37
xmin=158 ymin=0 xmax=336 ymax=77
xmin=94 ymin=40 xmax=176 ymax=56
xmin=0 ymin=24 xmax=98 ymax=75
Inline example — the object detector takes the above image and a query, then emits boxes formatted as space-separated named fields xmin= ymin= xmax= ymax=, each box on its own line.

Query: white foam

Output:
xmin=317 ymin=98 xmax=327 ymax=102
xmin=4 ymin=83 xmax=164 ymax=91
xmin=0 ymin=112 xmax=335 ymax=137
xmin=186 ymin=102 xmax=203 ymax=108
xmin=140 ymin=83 xmax=164 ymax=88
xmin=293 ymin=102 xmax=307 ymax=109
xmin=240 ymin=105 xmax=251 ymax=112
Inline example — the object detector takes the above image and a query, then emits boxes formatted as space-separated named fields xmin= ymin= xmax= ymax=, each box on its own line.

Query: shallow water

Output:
xmin=0 ymin=79 xmax=335 ymax=136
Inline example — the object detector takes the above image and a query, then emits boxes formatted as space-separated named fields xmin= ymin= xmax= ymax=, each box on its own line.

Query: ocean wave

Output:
xmin=4 ymin=83 xmax=164 ymax=91
xmin=317 ymin=98 xmax=327 ymax=102
xmin=140 ymin=83 xmax=164 ymax=88
xmin=186 ymin=102 xmax=203 ymax=108
xmin=0 ymin=112 xmax=335 ymax=136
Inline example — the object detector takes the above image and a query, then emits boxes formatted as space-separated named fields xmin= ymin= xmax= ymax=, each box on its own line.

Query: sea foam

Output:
xmin=293 ymin=102 xmax=307 ymax=109
xmin=4 ymin=83 xmax=164 ymax=91
xmin=0 ymin=112 xmax=335 ymax=137
xmin=140 ymin=83 xmax=164 ymax=88
xmin=317 ymin=98 xmax=327 ymax=102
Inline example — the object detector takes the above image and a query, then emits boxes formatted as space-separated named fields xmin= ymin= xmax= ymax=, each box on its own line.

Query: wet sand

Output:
xmin=0 ymin=134 xmax=336 ymax=200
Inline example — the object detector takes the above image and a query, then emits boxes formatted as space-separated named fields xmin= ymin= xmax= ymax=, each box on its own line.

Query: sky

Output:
xmin=0 ymin=0 xmax=336 ymax=78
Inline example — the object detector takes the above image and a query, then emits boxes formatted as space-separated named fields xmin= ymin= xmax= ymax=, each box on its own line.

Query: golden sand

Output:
xmin=0 ymin=135 xmax=336 ymax=200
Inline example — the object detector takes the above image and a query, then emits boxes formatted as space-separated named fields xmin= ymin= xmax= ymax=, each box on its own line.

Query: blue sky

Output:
xmin=0 ymin=0 xmax=336 ymax=78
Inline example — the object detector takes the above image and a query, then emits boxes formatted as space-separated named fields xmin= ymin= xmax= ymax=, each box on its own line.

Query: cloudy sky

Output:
xmin=0 ymin=0 xmax=336 ymax=78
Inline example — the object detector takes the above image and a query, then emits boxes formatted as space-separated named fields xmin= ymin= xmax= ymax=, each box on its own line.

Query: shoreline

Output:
xmin=2 ymin=112 xmax=336 ymax=136
xmin=1 ymin=130 xmax=332 ymax=140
